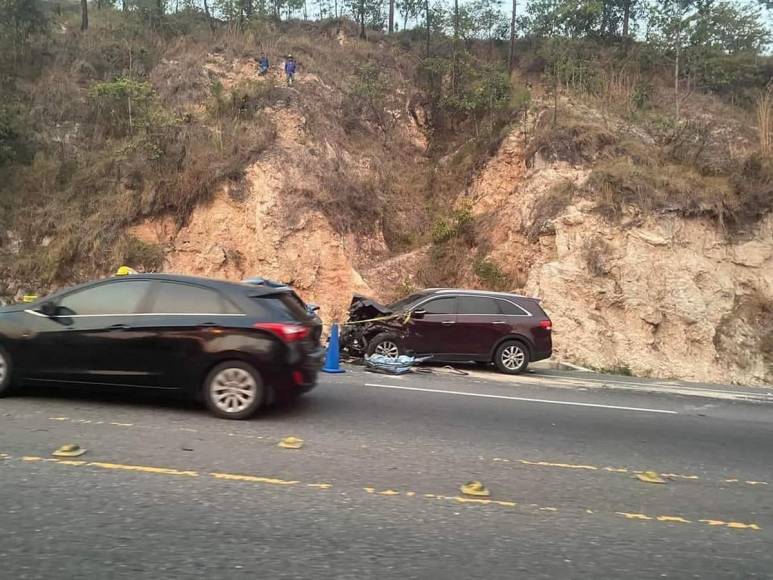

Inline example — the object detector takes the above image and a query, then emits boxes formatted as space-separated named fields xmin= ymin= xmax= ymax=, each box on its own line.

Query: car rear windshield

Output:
xmin=252 ymin=292 xmax=308 ymax=322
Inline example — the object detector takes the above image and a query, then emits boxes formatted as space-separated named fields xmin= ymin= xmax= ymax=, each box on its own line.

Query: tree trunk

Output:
xmin=425 ymin=0 xmax=430 ymax=57
xmin=675 ymin=18 xmax=681 ymax=123
xmin=359 ymin=0 xmax=366 ymax=38
xmin=156 ymin=0 xmax=163 ymax=16
xmin=508 ymin=0 xmax=516 ymax=71
xmin=453 ymin=0 xmax=459 ymax=39
xmin=81 ymin=0 xmax=88 ymax=31
xmin=389 ymin=0 xmax=394 ymax=33
xmin=122 ymin=0 xmax=127 ymax=12
xmin=203 ymin=0 xmax=214 ymax=30
xmin=622 ymin=0 xmax=631 ymax=37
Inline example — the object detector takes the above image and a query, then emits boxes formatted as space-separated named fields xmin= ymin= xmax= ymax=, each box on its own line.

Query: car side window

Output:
xmin=458 ymin=296 xmax=499 ymax=315
xmin=421 ymin=297 xmax=457 ymax=314
xmin=57 ymin=281 xmax=152 ymax=316
xmin=497 ymin=299 xmax=530 ymax=316
xmin=151 ymin=282 xmax=232 ymax=314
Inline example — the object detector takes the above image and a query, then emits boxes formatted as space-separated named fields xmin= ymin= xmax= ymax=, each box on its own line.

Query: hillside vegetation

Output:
xmin=0 ymin=0 xmax=771 ymax=382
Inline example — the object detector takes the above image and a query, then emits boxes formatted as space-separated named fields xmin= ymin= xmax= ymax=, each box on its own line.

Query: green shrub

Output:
xmin=474 ymin=258 xmax=509 ymax=291
xmin=89 ymin=78 xmax=155 ymax=137
xmin=431 ymin=207 xmax=475 ymax=245
xmin=0 ymin=106 xmax=32 ymax=166
xmin=119 ymin=236 xmax=164 ymax=272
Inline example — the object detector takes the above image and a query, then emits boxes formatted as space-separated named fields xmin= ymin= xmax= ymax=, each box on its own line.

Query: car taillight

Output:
xmin=253 ymin=322 xmax=309 ymax=343
xmin=538 ymin=319 xmax=552 ymax=331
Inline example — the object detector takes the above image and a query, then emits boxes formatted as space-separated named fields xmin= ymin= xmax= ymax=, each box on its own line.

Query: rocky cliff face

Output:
xmin=467 ymin=119 xmax=772 ymax=385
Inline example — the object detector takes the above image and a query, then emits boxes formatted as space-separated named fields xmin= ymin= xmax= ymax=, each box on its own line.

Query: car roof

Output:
xmin=423 ymin=288 xmax=537 ymax=301
xmin=53 ymin=273 xmax=289 ymax=298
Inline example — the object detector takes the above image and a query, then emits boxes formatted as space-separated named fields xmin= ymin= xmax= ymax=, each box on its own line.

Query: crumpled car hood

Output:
xmin=347 ymin=294 xmax=393 ymax=322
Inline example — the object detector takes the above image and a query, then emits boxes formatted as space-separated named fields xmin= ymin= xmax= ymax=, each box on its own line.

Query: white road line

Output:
xmin=363 ymin=383 xmax=679 ymax=414
xmin=531 ymin=372 xmax=770 ymax=398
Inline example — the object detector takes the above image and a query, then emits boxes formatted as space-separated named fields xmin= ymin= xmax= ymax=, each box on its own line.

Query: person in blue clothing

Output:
xmin=258 ymin=52 xmax=269 ymax=76
xmin=284 ymin=54 xmax=296 ymax=86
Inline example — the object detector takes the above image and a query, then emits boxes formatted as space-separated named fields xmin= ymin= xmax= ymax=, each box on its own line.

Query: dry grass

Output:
xmin=757 ymin=85 xmax=772 ymax=155
xmin=523 ymin=180 xmax=575 ymax=241
xmin=525 ymin=114 xmax=617 ymax=167
xmin=581 ymin=236 xmax=611 ymax=277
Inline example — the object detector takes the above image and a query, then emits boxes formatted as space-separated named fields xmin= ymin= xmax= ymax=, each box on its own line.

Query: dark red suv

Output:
xmin=341 ymin=289 xmax=552 ymax=374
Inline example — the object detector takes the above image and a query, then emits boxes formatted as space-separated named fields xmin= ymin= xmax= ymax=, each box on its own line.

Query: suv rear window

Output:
xmin=253 ymin=292 xmax=308 ymax=321
xmin=497 ymin=299 xmax=530 ymax=316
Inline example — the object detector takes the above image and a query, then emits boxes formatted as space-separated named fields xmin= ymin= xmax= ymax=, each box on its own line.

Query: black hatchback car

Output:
xmin=0 ymin=274 xmax=324 ymax=419
xmin=341 ymin=288 xmax=552 ymax=374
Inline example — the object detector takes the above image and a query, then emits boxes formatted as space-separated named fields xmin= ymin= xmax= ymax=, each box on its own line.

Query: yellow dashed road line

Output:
xmin=8 ymin=453 xmax=758 ymax=532
xmin=492 ymin=457 xmax=768 ymax=488
xmin=616 ymin=512 xmax=760 ymax=530
xmin=210 ymin=472 xmax=299 ymax=485
xmin=43 ymin=416 xmax=769 ymax=489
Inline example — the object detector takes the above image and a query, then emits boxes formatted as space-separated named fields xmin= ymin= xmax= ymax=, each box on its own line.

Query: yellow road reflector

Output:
xmin=278 ymin=436 xmax=304 ymax=449
xmin=636 ymin=470 xmax=666 ymax=484
xmin=52 ymin=444 xmax=87 ymax=458
xmin=115 ymin=266 xmax=138 ymax=276
xmin=459 ymin=480 xmax=490 ymax=497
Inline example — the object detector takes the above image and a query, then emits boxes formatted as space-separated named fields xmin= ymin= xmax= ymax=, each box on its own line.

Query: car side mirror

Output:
xmin=39 ymin=301 xmax=58 ymax=317
xmin=412 ymin=309 xmax=427 ymax=319
xmin=307 ymin=303 xmax=320 ymax=313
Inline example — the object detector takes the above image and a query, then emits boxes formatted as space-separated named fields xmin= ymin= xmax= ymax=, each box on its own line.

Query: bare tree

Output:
xmin=508 ymin=0 xmax=516 ymax=71
xmin=389 ymin=0 xmax=395 ymax=32
xmin=622 ymin=0 xmax=632 ymax=37
xmin=425 ymin=0 xmax=430 ymax=57
xmin=81 ymin=0 xmax=89 ymax=31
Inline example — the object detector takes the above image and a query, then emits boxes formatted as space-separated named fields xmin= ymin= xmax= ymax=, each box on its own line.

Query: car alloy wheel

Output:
xmin=210 ymin=367 xmax=258 ymax=414
xmin=374 ymin=341 xmax=400 ymax=360
xmin=500 ymin=344 xmax=525 ymax=371
xmin=0 ymin=349 xmax=7 ymax=386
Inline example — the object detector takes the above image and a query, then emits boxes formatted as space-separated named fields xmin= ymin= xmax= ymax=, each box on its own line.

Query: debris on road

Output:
xmin=460 ymin=480 xmax=491 ymax=497
xmin=365 ymin=354 xmax=430 ymax=375
xmin=636 ymin=471 xmax=667 ymax=484
xmin=52 ymin=444 xmax=87 ymax=458
xmin=278 ymin=436 xmax=304 ymax=449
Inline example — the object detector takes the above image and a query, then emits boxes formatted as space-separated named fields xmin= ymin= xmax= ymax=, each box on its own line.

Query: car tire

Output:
xmin=0 ymin=344 xmax=16 ymax=397
xmin=494 ymin=340 xmax=530 ymax=375
xmin=203 ymin=361 xmax=265 ymax=420
xmin=366 ymin=332 xmax=403 ymax=360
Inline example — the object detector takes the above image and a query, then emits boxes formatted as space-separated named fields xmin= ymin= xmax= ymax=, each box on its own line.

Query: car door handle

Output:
xmin=441 ymin=321 xmax=456 ymax=325
xmin=107 ymin=323 xmax=130 ymax=330
xmin=199 ymin=322 xmax=218 ymax=327
xmin=493 ymin=321 xmax=508 ymax=325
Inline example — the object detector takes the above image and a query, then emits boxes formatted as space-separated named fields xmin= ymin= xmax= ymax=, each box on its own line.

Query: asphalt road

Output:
xmin=1 ymin=367 xmax=772 ymax=579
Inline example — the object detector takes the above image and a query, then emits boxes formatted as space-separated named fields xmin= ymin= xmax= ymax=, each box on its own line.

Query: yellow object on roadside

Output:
xmin=636 ymin=471 xmax=666 ymax=484
xmin=460 ymin=480 xmax=491 ymax=497
xmin=115 ymin=266 xmax=138 ymax=276
xmin=52 ymin=444 xmax=87 ymax=458
xmin=278 ymin=436 xmax=304 ymax=449
xmin=21 ymin=294 xmax=38 ymax=303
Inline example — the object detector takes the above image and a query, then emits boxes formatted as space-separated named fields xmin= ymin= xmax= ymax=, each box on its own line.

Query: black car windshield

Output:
xmin=387 ymin=292 xmax=427 ymax=312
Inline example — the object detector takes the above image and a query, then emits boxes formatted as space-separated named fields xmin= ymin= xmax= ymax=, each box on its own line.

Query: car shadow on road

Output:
xmin=13 ymin=383 xmax=321 ymax=421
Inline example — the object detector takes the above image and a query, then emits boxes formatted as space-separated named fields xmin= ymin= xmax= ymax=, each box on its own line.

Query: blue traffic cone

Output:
xmin=322 ymin=323 xmax=346 ymax=374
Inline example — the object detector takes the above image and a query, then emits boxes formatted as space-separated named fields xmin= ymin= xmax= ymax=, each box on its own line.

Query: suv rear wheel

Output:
xmin=204 ymin=361 xmax=265 ymax=420
xmin=494 ymin=340 xmax=529 ymax=375
xmin=367 ymin=332 xmax=403 ymax=360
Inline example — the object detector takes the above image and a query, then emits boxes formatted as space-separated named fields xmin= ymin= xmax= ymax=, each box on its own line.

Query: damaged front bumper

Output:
xmin=339 ymin=294 xmax=402 ymax=357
